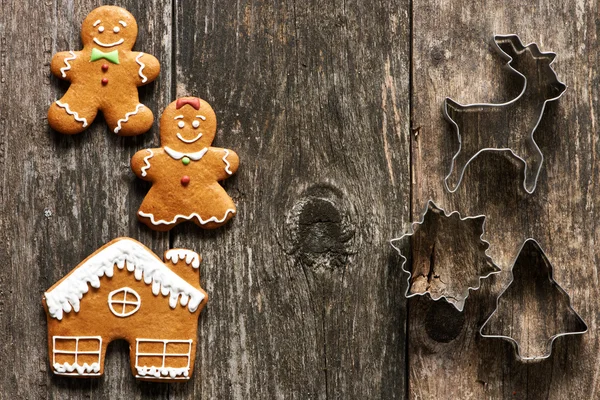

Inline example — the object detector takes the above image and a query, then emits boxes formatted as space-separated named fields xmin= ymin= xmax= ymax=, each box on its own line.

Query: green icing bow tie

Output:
xmin=90 ymin=48 xmax=119 ymax=64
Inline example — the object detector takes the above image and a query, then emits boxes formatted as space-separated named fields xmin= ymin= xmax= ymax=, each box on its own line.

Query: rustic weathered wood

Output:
xmin=411 ymin=0 xmax=598 ymax=398
xmin=171 ymin=0 xmax=410 ymax=398
xmin=0 ymin=0 xmax=410 ymax=398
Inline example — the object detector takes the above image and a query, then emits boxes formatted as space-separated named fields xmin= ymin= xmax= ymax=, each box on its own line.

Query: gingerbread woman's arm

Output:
xmin=131 ymin=148 xmax=161 ymax=181
xmin=50 ymin=51 xmax=82 ymax=81
xmin=210 ymin=148 xmax=239 ymax=181
xmin=133 ymin=52 xmax=160 ymax=86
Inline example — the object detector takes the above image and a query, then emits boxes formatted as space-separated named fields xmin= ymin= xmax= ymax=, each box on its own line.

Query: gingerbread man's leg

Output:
xmin=103 ymin=100 xmax=154 ymax=136
xmin=48 ymin=92 xmax=98 ymax=135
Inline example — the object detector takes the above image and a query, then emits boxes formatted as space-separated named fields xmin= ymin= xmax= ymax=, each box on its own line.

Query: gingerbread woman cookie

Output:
xmin=48 ymin=6 xmax=160 ymax=136
xmin=131 ymin=97 xmax=239 ymax=231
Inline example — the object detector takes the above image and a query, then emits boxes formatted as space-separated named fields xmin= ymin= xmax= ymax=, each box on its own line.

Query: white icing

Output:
xmin=174 ymin=115 xmax=184 ymax=120
xmin=141 ymin=149 xmax=153 ymax=177
xmin=114 ymin=104 xmax=144 ymax=134
xmin=93 ymin=20 xmax=101 ymax=27
xmin=139 ymin=209 xmax=236 ymax=226
xmin=98 ymin=26 xmax=105 ymax=33
xmin=222 ymin=149 xmax=233 ymax=175
xmin=164 ymin=146 xmax=208 ymax=161
xmin=176 ymin=132 xmax=203 ymax=144
xmin=196 ymin=115 xmax=206 ymax=121
xmin=113 ymin=26 xmax=120 ymax=33
xmin=60 ymin=51 xmax=76 ymax=78
xmin=119 ymin=20 xmax=127 ymax=27
xmin=135 ymin=52 xmax=148 ymax=83
xmin=55 ymin=101 xmax=88 ymax=127
xmin=93 ymin=37 xmax=124 ymax=47
xmin=54 ymin=362 xmax=101 ymax=375
xmin=165 ymin=249 xmax=201 ymax=269
xmin=44 ymin=238 xmax=205 ymax=320
xmin=136 ymin=366 xmax=190 ymax=379
xmin=107 ymin=287 xmax=141 ymax=317
xmin=135 ymin=338 xmax=191 ymax=379
xmin=177 ymin=121 xmax=185 ymax=128
xmin=52 ymin=336 xmax=102 ymax=376
xmin=192 ymin=120 xmax=200 ymax=128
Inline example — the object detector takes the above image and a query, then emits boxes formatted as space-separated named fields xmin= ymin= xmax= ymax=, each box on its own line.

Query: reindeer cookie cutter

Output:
xmin=444 ymin=34 xmax=567 ymax=194
xmin=390 ymin=201 xmax=500 ymax=311
xmin=480 ymin=238 xmax=587 ymax=362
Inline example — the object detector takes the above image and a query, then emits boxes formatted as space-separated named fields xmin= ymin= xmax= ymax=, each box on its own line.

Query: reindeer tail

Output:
xmin=443 ymin=98 xmax=463 ymax=125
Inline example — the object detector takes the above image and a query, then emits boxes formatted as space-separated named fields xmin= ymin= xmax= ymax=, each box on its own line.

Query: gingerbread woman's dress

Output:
xmin=131 ymin=97 xmax=239 ymax=231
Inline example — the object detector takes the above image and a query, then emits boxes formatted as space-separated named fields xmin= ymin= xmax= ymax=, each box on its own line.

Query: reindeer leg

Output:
xmin=520 ymin=139 xmax=543 ymax=193
xmin=445 ymin=146 xmax=478 ymax=192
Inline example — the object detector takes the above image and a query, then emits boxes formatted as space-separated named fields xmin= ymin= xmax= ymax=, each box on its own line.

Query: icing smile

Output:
xmin=177 ymin=132 xmax=203 ymax=144
xmin=93 ymin=38 xmax=124 ymax=47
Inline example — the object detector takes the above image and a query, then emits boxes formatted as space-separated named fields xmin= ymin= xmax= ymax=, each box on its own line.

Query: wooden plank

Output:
xmin=171 ymin=0 xmax=411 ymax=398
xmin=0 ymin=0 xmax=171 ymax=398
xmin=411 ymin=0 xmax=598 ymax=398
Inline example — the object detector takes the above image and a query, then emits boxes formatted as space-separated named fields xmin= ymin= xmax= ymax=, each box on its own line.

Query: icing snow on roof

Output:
xmin=45 ymin=239 xmax=205 ymax=320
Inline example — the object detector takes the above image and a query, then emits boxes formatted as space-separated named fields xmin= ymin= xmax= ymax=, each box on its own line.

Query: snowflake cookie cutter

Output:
xmin=480 ymin=238 xmax=588 ymax=362
xmin=443 ymin=34 xmax=567 ymax=194
xmin=390 ymin=201 xmax=500 ymax=311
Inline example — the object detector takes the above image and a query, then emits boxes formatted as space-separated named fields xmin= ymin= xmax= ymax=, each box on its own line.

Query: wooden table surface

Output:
xmin=0 ymin=0 xmax=596 ymax=398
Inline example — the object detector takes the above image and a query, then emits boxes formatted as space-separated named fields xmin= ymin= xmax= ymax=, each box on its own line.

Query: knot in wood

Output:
xmin=424 ymin=301 xmax=465 ymax=343
xmin=285 ymin=185 xmax=354 ymax=271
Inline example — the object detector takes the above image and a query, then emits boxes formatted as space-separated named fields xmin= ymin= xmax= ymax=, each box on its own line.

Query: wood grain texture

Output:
xmin=0 ymin=0 xmax=410 ymax=398
xmin=171 ymin=0 xmax=410 ymax=398
xmin=411 ymin=0 xmax=598 ymax=398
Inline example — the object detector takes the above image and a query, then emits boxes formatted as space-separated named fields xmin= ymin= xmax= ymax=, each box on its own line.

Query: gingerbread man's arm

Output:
xmin=209 ymin=148 xmax=239 ymax=181
xmin=131 ymin=148 xmax=162 ymax=181
xmin=133 ymin=52 xmax=160 ymax=86
xmin=50 ymin=51 xmax=82 ymax=81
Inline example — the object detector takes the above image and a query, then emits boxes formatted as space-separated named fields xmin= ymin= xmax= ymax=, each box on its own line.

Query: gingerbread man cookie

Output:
xmin=131 ymin=97 xmax=239 ymax=231
xmin=48 ymin=6 xmax=160 ymax=136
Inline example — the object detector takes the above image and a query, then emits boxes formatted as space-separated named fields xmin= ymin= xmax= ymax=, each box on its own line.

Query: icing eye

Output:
xmin=177 ymin=121 xmax=185 ymax=129
xmin=113 ymin=26 xmax=120 ymax=33
xmin=192 ymin=120 xmax=200 ymax=128
xmin=98 ymin=26 xmax=105 ymax=33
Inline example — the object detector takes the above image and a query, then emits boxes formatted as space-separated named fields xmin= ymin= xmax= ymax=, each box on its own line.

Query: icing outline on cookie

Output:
xmin=44 ymin=238 xmax=205 ymax=320
xmin=176 ymin=132 xmax=203 ymax=144
xmin=60 ymin=51 xmax=77 ymax=78
xmin=114 ymin=103 xmax=144 ymax=134
xmin=93 ymin=37 xmax=125 ymax=48
xmin=139 ymin=209 xmax=236 ymax=226
xmin=135 ymin=338 xmax=192 ymax=379
xmin=135 ymin=52 xmax=147 ymax=83
xmin=165 ymin=249 xmax=201 ymax=269
xmin=222 ymin=149 xmax=233 ymax=175
xmin=140 ymin=149 xmax=153 ymax=177
xmin=164 ymin=146 xmax=208 ymax=161
xmin=55 ymin=101 xmax=88 ymax=127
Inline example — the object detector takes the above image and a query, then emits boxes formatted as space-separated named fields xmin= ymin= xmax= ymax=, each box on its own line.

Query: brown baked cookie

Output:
xmin=48 ymin=6 xmax=160 ymax=136
xmin=42 ymin=238 xmax=208 ymax=381
xmin=131 ymin=97 xmax=239 ymax=231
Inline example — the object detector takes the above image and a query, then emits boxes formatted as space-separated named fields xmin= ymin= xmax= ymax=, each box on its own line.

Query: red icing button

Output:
xmin=101 ymin=64 xmax=109 ymax=71
xmin=181 ymin=176 xmax=190 ymax=185
xmin=101 ymin=78 xmax=108 ymax=85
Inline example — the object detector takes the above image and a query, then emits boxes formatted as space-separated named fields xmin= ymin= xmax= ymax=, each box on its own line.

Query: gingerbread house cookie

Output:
xmin=48 ymin=6 xmax=160 ymax=136
xmin=42 ymin=238 xmax=208 ymax=381
xmin=131 ymin=97 xmax=239 ymax=231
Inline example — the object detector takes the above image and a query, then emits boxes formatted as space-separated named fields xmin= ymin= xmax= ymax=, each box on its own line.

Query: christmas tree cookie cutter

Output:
xmin=480 ymin=238 xmax=588 ymax=362
xmin=390 ymin=201 xmax=500 ymax=311
xmin=443 ymin=34 xmax=567 ymax=194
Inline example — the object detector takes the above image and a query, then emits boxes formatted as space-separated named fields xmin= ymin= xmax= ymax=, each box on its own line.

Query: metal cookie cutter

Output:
xmin=444 ymin=34 xmax=567 ymax=194
xmin=390 ymin=201 xmax=500 ymax=311
xmin=480 ymin=238 xmax=587 ymax=362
